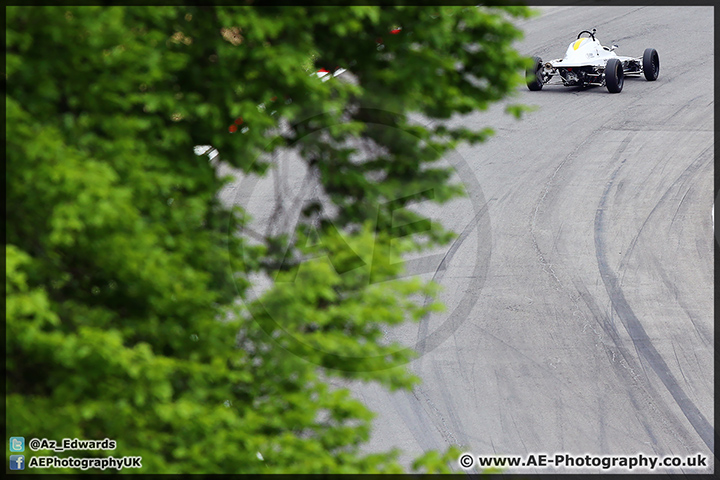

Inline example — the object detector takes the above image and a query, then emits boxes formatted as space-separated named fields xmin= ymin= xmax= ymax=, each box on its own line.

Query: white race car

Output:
xmin=526 ymin=29 xmax=659 ymax=93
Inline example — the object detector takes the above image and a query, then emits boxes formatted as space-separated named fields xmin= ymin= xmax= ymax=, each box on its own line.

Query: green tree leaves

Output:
xmin=7 ymin=4 xmax=530 ymax=473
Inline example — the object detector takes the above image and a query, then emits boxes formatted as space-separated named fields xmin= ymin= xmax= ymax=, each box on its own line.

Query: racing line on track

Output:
xmin=593 ymin=141 xmax=714 ymax=453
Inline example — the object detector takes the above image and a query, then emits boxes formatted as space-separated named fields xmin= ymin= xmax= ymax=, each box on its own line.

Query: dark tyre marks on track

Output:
xmin=529 ymin=132 xmax=699 ymax=454
xmin=594 ymin=140 xmax=714 ymax=452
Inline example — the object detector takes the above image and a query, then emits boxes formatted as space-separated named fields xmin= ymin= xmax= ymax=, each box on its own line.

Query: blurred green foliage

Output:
xmin=6 ymin=4 xmax=530 ymax=473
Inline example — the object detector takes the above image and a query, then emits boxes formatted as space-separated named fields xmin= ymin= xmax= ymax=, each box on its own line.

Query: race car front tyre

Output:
xmin=605 ymin=58 xmax=624 ymax=93
xmin=642 ymin=48 xmax=659 ymax=81
xmin=527 ymin=56 xmax=544 ymax=91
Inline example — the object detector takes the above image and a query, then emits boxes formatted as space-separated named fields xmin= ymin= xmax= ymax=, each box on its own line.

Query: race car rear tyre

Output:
xmin=526 ymin=56 xmax=544 ymax=91
xmin=642 ymin=48 xmax=659 ymax=81
xmin=605 ymin=58 xmax=624 ymax=93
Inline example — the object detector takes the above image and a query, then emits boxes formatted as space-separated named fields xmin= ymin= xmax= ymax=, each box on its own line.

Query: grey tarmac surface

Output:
xmin=223 ymin=5 xmax=714 ymax=475
xmin=350 ymin=6 xmax=714 ymax=474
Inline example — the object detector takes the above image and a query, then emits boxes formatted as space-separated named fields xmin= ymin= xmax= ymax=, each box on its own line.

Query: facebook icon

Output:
xmin=9 ymin=455 xmax=25 ymax=470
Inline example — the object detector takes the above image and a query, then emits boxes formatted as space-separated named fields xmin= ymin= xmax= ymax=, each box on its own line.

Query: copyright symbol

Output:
xmin=459 ymin=454 xmax=474 ymax=469
xmin=29 ymin=438 xmax=41 ymax=451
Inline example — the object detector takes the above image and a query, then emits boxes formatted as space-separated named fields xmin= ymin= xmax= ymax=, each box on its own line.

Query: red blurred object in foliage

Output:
xmin=229 ymin=124 xmax=238 ymax=133
xmin=376 ymin=37 xmax=383 ymax=44
xmin=234 ymin=117 xmax=243 ymax=125
xmin=390 ymin=28 xmax=401 ymax=34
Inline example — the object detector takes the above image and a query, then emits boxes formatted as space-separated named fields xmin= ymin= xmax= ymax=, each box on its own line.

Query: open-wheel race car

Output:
xmin=526 ymin=29 xmax=659 ymax=93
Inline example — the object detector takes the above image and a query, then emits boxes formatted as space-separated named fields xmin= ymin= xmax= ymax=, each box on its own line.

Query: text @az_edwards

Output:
xmin=28 ymin=437 xmax=116 ymax=452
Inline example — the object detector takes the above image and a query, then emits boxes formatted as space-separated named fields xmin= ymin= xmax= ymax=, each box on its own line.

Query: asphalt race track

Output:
xmin=350 ymin=6 xmax=715 ymax=474
xmin=224 ymin=5 xmax=714 ymax=474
